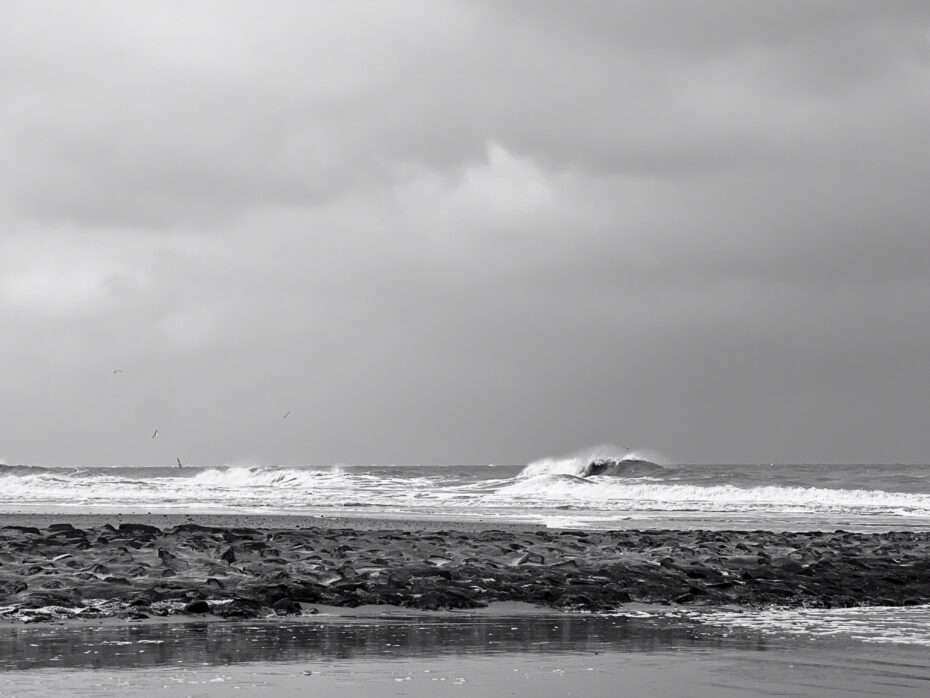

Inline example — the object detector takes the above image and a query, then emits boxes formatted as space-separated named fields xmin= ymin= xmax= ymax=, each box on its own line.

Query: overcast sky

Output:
xmin=2 ymin=1 xmax=929 ymax=466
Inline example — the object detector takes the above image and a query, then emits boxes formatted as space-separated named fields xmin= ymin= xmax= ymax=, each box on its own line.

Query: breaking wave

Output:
xmin=191 ymin=466 xmax=345 ymax=488
xmin=520 ymin=445 xmax=666 ymax=479
xmin=0 ymin=464 xmax=52 ymax=476
xmin=492 ymin=477 xmax=930 ymax=515
xmin=2 ymin=460 xmax=930 ymax=524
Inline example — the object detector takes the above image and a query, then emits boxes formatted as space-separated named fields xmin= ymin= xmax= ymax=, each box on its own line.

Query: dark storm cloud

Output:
xmin=1 ymin=1 xmax=930 ymax=465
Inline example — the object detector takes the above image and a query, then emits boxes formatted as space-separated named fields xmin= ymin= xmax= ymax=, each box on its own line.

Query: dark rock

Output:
xmin=20 ymin=591 xmax=79 ymax=608
xmin=183 ymin=600 xmax=211 ymax=614
xmin=5 ymin=523 xmax=930 ymax=623
xmin=118 ymin=523 xmax=162 ymax=536
xmin=235 ymin=582 xmax=291 ymax=605
xmin=212 ymin=597 xmax=262 ymax=619
xmin=0 ymin=580 xmax=27 ymax=595
xmin=2 ymin=526 xmax=41 ymax=536
xmin=773 ymin=558 xmax=805 ymax=574
xmin=129 ymin=589 xmax=165 ymax=604
xmin=272 ymin=598 xmax=302 ymax=615
xmin=404 ymin=586 xmax=485 ymax=611
xmin=288 ymin=582 xmax=325 ymax=603
xmin=24 ymin=614 xmax=53 ymax=624
xmin=47 ymin=523 xmax=74 ymax=532
xmin=170 ymin=524 xmax=224 ymax=535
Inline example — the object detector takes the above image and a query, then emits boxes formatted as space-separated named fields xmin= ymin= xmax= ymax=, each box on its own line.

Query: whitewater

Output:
xmin=2 ymin=450 xmax=930 ymax=531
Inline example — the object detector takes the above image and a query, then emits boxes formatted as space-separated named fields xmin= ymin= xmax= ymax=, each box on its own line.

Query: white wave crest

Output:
xmin=3 ymin=463 xmax=930 ymax=523
xmin=191 ymin=466 xmax=342 ymax=488
xmin=521 ymin=444 xmax=649 ymax=478
xmin=491 ymin=478 xmax=930 ymax=514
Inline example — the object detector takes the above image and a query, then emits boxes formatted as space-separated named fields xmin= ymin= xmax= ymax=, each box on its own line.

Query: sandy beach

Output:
xmin=4 ymin=610 xmax=930 ymax=697
xmin=3 ymin=513 xmax=930 ymax=625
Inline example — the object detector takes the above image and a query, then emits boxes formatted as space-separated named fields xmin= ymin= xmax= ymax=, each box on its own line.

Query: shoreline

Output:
xmin=0 ymin=512 xmax=542 ymax=534
xmin=2 ymin=514 xmax=930 ymax=625
xmin=3 ymin=509 xmax=928 ymax=535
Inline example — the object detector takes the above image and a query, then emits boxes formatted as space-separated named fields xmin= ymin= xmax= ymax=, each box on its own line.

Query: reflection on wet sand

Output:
xmin=0 ymin=613 xmax=759 ymax=671
xmin=3 ymin=614 xmax=930 ymax=697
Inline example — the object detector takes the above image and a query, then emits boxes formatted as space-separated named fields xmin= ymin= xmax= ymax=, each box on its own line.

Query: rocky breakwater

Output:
xmin=2 ymin=523 xmax=930 ymax=623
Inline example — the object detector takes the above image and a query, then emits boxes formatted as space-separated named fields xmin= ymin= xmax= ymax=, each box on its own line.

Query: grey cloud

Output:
xmin=5 ymin=1 xmax=928 ymax=229
xmin=1 ymin=2 xmax=930 ymax=465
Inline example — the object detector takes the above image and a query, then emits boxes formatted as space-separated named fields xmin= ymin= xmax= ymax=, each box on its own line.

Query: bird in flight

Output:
xmin=112 ymin=369 xmax=124 ymax=374
xmin=151 ymin=428 xmax=159 ymax=439
xmin=282 ymin=411 xmax=291 ymax=420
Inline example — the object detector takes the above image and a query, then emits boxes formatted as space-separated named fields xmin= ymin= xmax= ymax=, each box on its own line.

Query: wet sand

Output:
xmin=2 ymin=613 xmax=929 ymax=697
xmin=2 ymin=514 xmax=930 ymax=624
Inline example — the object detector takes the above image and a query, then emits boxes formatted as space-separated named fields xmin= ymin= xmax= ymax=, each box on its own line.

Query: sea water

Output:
xmin=2 ymin=452 xmax=930 ymax=531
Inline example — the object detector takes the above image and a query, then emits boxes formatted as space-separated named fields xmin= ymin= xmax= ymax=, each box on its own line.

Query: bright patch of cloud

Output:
xmin=0 ymin=234 xmax=150 ymax=315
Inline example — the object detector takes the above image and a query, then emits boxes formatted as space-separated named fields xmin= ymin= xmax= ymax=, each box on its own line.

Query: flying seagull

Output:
xmin=112 ymin=369 xmax=124 ymax=374
xmin=151 ymin=428 xmax=159 ymax=439
xmin=282 ymin=411 xmax=291 ymax=420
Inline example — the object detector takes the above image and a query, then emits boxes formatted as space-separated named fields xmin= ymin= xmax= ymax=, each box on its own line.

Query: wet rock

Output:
xmin=89 ymin=562 xmax=110 ymax=576
xmin=118 ymin=523 xmax=162 ymax=536
xmin=3 ymin=522 xmax=930 ymax=622
xmin=212 ymin=597 xmax=262 ymax=619
xmin=2 ymin=526 xmax=41 ymax=536
xmin=0 ymin=580 xmax=27 ymax=595
xmin=272 ymin=598 xmax=302 ymax=615
xmin=103 ymin=577 xmax=131 ymax=585
xmin=183 ymin=600 xmax=210 ymax=614
xmin=129 ymin=589 xmax=165 ymax=604
xmin=20 ymin=591 xmax=80 ymax=608
xmin=170 ymin=524 xmax=224 ymax=535
xmin=23 ymin=613 xmax=53 ymax=624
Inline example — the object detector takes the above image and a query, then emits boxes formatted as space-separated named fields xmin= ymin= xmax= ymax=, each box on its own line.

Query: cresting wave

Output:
xmin=519 ymin=444 xmax=666 ymax=478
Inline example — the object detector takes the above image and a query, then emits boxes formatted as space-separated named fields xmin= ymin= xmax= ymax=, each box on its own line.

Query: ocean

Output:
xmin=3 ymin=450 xmax=930 ymax=531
